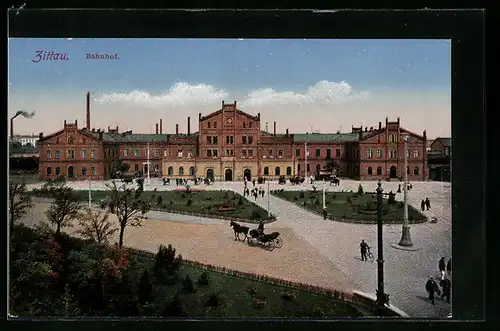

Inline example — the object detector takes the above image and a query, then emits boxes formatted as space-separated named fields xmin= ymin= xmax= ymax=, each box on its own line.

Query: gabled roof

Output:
xmin=292 ymin=133 xmax=360 ymax=143
xmin=201 ymin=108 xmax=259 ymax=121
xmin=433 ymin=137 xmax=451 ymax=147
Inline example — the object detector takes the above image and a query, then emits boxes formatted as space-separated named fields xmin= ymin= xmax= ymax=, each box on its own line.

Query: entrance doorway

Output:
xmin=390 ymin=166 xmax=397 ymax=178
xmin=243 ymin=168 xmax=251 ymax=181
xmin=225 ymin=169 xmax=233 ymax=181
xmin=68 ymin=166 xmax=75 ymax=179
xmin=206 ymin=169 xmax=214 ymax=181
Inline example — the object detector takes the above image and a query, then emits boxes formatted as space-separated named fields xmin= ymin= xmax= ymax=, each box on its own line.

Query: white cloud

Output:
xmin=96 ymin=80 xmax=369 ymax=109
xmin=240 ymin=80 xmax=370 ymax=108
xmin=96 ymin=82 xmax=229 ymax=107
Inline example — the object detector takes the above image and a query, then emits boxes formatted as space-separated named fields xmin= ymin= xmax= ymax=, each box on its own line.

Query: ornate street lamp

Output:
xmin=398 ymin=135 xmax=413 ymax=247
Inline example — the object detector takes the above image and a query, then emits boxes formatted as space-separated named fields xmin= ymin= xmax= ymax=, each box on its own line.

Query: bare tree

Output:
xmin=44 ymin=185 xmax=82 ymax=235
xmin=9 ymin=182 xmax=33 ymax=234
xmin=100 ymin=181 xmax=156 ymax=247
xmin=77 ymin=208 xmax=118 ymax=244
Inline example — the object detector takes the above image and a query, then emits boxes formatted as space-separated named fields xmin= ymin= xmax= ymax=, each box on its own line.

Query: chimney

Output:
xmin=423 ymin=130 xmax=427 ymax=139
xmin=359 ymin=130 xmax=363 ymax=140
xmin=10 ymin=118 xmax=13 ymax=137
xmin=397 ymin=117 xmax=400 ymax=126
xmin=75 ymin=120 xmax=78 ymax=127
xmin=160 ymin=119 xmax=163 ymax=134
xmin=370 ymin=126 xmax=373 ymax=131
xmin=108 ymin=126 xmax=110 ymax=132
xmin=92 ymin=128 xmax=95 ymax=132
xmin=86 ymin=92 xmax=91 ymax=130
xmin=379 ymin=121 xmax=382 ymax=130
xmin=234 ymin=101 xmax=237 ymax=108
xmin=286 ymin=128 xmax=289 ymax=135
xmin=386 ymin=117 xmax=388 ymax=125
xmin=188 ymin=116 xmax=191 ymax=135
xmin=156 ymin=123 xmax=159 ymax=134
xmin=222 ymin=100 xmax=225 ymax=107
xmin=39 ymin=132 xmax=43 ymax=140
xmin=274 ymin=121 xmax=276 ymax=135
xmin=258 ymin=113 xmax=260 ymax=120
xmin=116 ymin=126 xmax=118 ymax=132
xmin=176 ymin=124 xmax=179 ymax=135
xmin=365 ymin=127 xmax=368 ymax=132
xmin=199 ymin=113 xmax=202 ymax=121
xmin=64 ymin=120 xmax=67 ymax=126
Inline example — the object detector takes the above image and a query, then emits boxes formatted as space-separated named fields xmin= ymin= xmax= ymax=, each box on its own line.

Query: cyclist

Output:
xmin=360 ymin=240 xmax=370 ymax=262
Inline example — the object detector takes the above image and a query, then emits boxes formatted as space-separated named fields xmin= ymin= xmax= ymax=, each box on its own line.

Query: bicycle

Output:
xmin=367 ymin=248 xmax=375 ymax=263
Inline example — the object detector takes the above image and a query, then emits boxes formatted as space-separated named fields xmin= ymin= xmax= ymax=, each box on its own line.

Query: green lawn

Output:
xmin=31 ymin=189 xmax=274 ymax=223
xmin=131 ymin=253 xmax=372 ymax=318
xmin=271 ymin=189 xmax=427 ymax=224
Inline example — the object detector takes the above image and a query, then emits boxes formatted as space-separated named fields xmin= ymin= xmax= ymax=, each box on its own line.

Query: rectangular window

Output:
xmin=81 ymin=150 xmax=87 ymax=159
xmin=224 ymin=149 xmax=234 ymax=156
xmin=124 ymin=149 xmax=129 ymax=156
xmin=242 ymin=149 xmax=247 ymax=157
xmin=413 ymin=150 xmax=419 ymax=158
xmin=296 ymin=149 xmax=300 ymax=157
xmin=226 ymin=136 xmax=234 ymax=144
xmin=56 ymin=150 xmax=61 ymax=160
xmin=248 ymin=149 xmax=253 ymax=157
xmin=213 ymin=149 xmax=218 ymax=157
xmin=326 ymin=149 xmax=331 ymax=158
xmin=164 ymin=150 xmax=167 ymax=157
xmin=134 ymin=164 xmax=139 ymax=172
xmin=177 ymin=150 xmax=183 ymax=158
xmin=213 ymin=136 xmax=218 ymax=144
xmin=68 ymin=150 xmax=75 ymax=160
xmin=249 ymin=121 xmax=252 ymax=128
xmin=207 ymin=150 xmax=212 ymax=157
xmin=367 ymin=149 xmax=373 ymax=159
xmin=134 ymin=149 xmax=140 ymax=157
xmin=47 ymin=150 xmax=52 ymax=159
xmin=268 ymin=149 xmax=273 ymax=157
xmin=91 ymin=150 xmax=95 ymax=159
xmin=278 ymin=150 xmax=283 ymax=158
xmin=389 ymin=150 xmax=397 ymax=158
xmin=207 ymin=136 xmax=212 ymax=144
xmin=248 ymin=136 xmax=253 ymax=144
xmin=243 ymin=122 xmax=246 ymax=128
xmin=144 ymin=149 xmax=148 ymax=156
xmin=187 ymin=151 xmax=193 ymax=158
xmin=377 ymin=148 xmax=383 ymax=158
xmin=207 ymin=122 xmax=211 ymax=129
xmin=406 ymin=149 xmax=410 ymax=158
xmin=91 ymin=167 xmax=96 ymax=175
xmin=242 ymin=136 xmax=247 ymax=144
xmin=46 ymin=167 xmax=52 ymax=175
xmin=213 ymin=122 xmax=217 ymax=129
xmin=316 ymin=149 xmax=321 ymax=157
xmin=336 ymin=148 xmax=341 ymax=158
xmin=154 ymin=149 xmax=159 ymax=157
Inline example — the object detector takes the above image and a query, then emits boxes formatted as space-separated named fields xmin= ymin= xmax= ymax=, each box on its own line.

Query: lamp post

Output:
xmin=88 ymin=176 xmax=92 ymax=208
xmin=146 ymin=141 xmax=151 ymax=186
xmin=367 ymin=180 xmax=390 ymax=314
xmin=398 ymin=135 xmax=413 ymax=247
xmin=322 ymin=178 xmax=326 ymax=209
xmin=267 ymin=180 xmax=270 ymax=217
xmin=304 ymin=141 xmax=308 ymax=181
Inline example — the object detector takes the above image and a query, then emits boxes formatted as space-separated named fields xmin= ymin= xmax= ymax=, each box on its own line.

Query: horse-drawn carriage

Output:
xmin=230 ymin=221 xmax=283 ymax=251
xmin=289 ymin=176 xmax=305 ymax=185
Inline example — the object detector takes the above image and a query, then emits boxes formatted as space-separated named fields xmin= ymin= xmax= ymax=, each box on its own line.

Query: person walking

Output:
xmin=426 ymin=277 xmax=438 ymax=305
xmin=323 ymin=208 xmax=328 ymax=220
xmin=440 ymin=277 xmax=451 ymax=304
xmin=447 ymin=258 xmax=452 ymax=278
xmin=360 ymin=240 xmax=369 ymax=262
xmin=421 ymin=199 xmax=426 ymax=211
xmin=261 ymin=188 xmax=265 ymax=198
xmin=425 ymin=197 xmax=431 ymax=210
xmin=439 ymin=257 xmax=446 ymax=280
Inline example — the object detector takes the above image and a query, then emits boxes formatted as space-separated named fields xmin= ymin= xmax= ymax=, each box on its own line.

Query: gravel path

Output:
xmin=23 ymin=178 xmax=451 ymax=317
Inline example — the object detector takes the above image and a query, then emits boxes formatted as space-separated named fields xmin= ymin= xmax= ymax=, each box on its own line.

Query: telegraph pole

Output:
xmin=322 ymin=178 xmax=326 ymax=209
xmin=146 ymin=141 xmax=151 ymax=186
xmin=398 ymin=135 xmax=413 ymax=247
xmin=304 ymin=141 xmax=308 ymax=180
xmin=267 ymin=180 xmax=271 ymax=217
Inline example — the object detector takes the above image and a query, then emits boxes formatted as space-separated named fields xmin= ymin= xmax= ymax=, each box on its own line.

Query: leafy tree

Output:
xmin=137 ymin=269 xmax=153 ymax=304
xmin=324 ymin=155 xmax=345 ymax=177
xmin=100 ymin=181 xmax=156 ymax=247
xmin=182 ymin=275 xmax=195 ymax=292
xmin=77 ymin=208 xmax=118 ymax=245
xmin=154 ymin=244 xmax=182 ymax=282
xmin=44 ymin=185 xmax=82 ymax=235
xmin=54 ymin=284 xmax=81 ymax=316
xmin=9 ymin=182 xmax=33 ymax=235
xmin=198 ymin=271 xmax=209 ymax=285
xmin=162 ymin=294 xmax=187 ymax=317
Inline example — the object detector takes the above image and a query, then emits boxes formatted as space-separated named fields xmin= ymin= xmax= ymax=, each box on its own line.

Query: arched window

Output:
xmin=55 ymin=167 xmax=60 ymax=175
xmin=275 ymin=167 xmax=280 ymax=176
xmin=189 ymin=166 xmax=196 ymax=176
xmin=46 ymin=167 xmax=52 ymax=175
xmin=168 ymin=166 xmax=173 ymax=175
xmin=414 ymin=167 xmax=419 ymax=175
xmin=81 ymin=167 xmax=87 ymax=176
xmin=264 ymin=167 xmax=269 ymax=176
xmin=179 ymin=167 xmax=184 ymax=176
xmin=286 ymin=166 xmax=292 ymax=176
xmin=368 ymin=167 xmax=373 ymax=175
xmin=67 ymin=136 xmax=74 ymax=144
xmin=376 ymin=167 xmax=382 ymax=175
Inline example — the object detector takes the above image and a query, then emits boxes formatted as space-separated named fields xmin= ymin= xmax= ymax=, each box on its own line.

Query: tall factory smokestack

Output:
xmin=156 ymin=123 xmax=159 ymax=134
xmin=176 ymin=124 xmax=179 ymax=135
xmin=274 ymin=121 xmax=276 ymax=135
xmin=187 ymin=117 xmax=191 ymax=135
xmin=160 ymin=119 xmax=163 ymax=134
xmin=86 ymin=92 xmax=91 ymax=130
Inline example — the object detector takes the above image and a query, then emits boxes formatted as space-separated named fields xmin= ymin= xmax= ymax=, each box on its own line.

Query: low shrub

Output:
xmin=281 ymin=291 xmax=296 ymax=300
xmin=238 ymin=197 xmax=243 ymax=205
xmin=314 ymin=198 xmax=320 ymax=205
xmin=182 ymin=275 xmax=195 ymax=292
xmin=252 ymin=295 xmax=267 ymax=310
xmin=186 ymin=199 xmax=193 ymax=206
xmin=198 ymin=272 xmax=209 ymax=285
xmin=299 ymin=191 xmax=305 ymax=199
xmin=247 ymin=286 xmax=257 ymax=295
xmin=293 ymin=196 xmax=298 ymax=201
xmin=206 ymin=293 xmax=220 ymax=307
xmin=181 ymin=193 xmax=187 ymax=199
xmin=347 ymin=197 xmax=352 ymax=204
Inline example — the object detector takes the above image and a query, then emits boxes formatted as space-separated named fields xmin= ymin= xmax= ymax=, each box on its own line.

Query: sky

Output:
xmin=8 ymin=39 xmax=451 ymax=139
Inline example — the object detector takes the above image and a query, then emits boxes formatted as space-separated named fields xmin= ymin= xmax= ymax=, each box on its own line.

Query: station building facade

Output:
xmin=37 ymin=100 xmax=428 ymax=181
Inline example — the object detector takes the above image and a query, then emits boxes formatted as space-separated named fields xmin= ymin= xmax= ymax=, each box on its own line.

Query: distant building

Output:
xmin=428 ymin=137 xmax=451 ymax=181
xmin=11 ymin=134 xmax=39 ymax=147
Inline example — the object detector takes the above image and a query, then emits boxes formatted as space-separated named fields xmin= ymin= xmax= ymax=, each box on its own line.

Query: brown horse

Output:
xmin=230 ymin=221 xmax=249 ymax=241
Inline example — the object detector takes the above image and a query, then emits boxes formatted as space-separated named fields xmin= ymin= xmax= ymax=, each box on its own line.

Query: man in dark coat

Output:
xmin=426 ymin=277 xmax=438 ymax=305
xmin=360 ymin=240 xmax=369 ymax=262
xmin=447 ymin=258 xmax=452 ymax=278
xmin=440 ymin=277 xmax=451 ymax=304
xmin=257 ymin=220 xmax=264 ymax=235
xmin=323 ymin=208 xmax=328 ymax=220
xmin=425 ymin=197 xmax=431 ymax=210
xmin=439 ymin=257 xmax=446 ymax=280
xmin=421 ymin=200 xmax=426 ymax=211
